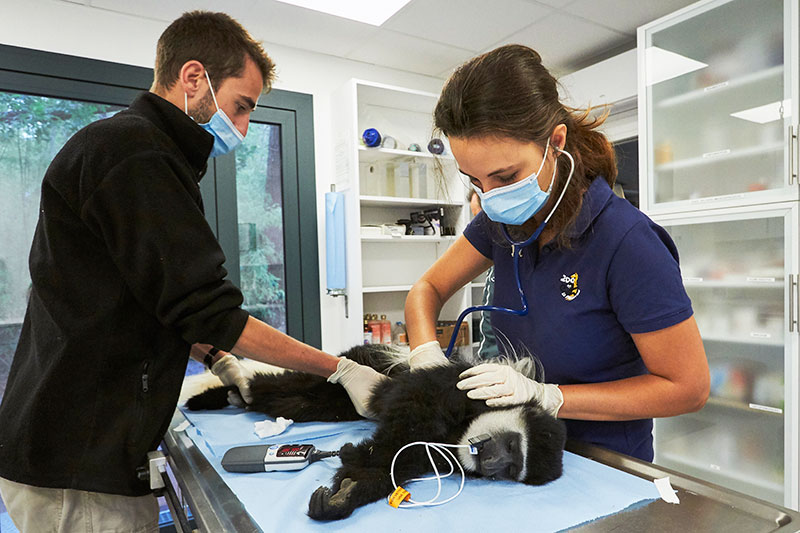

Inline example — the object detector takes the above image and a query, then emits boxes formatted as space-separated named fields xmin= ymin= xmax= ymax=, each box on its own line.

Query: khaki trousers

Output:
xmin=0 ymin=476 xmax=158 ymax=533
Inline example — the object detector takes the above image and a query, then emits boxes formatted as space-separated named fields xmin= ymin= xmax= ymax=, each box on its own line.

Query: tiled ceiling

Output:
xmin=64 ymin=0 xmax=697 ymax=78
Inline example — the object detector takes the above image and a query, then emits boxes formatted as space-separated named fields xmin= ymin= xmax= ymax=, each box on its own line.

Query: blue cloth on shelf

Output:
xmin=178 ymin=407 xmax=660 ymax=532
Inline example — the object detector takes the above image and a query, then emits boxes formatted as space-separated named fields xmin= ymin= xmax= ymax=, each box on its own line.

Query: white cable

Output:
xmin=388 ymin=441 xmax=474 ymax=508
xmin=542 ymin=146 xmax=575 ymax=225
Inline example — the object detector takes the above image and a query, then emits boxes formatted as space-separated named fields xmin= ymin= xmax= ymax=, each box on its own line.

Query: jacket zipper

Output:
xmin=141 ymin=361 xmax=150 ymax=393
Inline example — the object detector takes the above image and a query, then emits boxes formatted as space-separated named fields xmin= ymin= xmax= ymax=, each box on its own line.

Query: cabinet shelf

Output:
xmin=362 ymin=285 xmax=413 ymax=293
xmin=361 ymin=235 xmax=456 ymax=243
xmin=657 ymin=65 xmax=783 ymax=109
xmin=705 ymin=397 xmax=783 ymax=416
xmin=702 ymin=334 xmax=783 ymax=347
xmin=359 ymin=195 xmax=463 ymax=207
xmin=358 ymin=146 xmax=454 ymax=162
xmin=654 ymin=142 xmax=783 ymax=172
xmin=682 ymin=278 xmax=783 ymax=289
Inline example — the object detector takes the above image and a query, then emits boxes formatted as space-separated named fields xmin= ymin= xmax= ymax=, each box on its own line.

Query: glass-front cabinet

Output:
xmin=638 ymin=0 xmax=798 ymax=214
xmin=651 ymin=204 xmax=799 ymax=509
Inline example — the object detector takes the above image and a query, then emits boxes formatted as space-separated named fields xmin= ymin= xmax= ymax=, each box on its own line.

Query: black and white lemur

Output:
xmin=186 ymin=344 xmax=566 ymax=521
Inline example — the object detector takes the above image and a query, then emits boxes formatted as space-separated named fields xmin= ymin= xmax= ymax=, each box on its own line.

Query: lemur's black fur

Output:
xmin=186 ymin=345 xmax=566 ymax=520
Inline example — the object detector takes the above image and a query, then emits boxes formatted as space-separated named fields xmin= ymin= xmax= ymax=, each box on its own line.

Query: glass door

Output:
xmin=640 ymin=0 xmax=796 ymax=213
xmin=652 ymin=204 xmax=798 ymax=508
xmin=211 ymin=97 xmax=321 ymax=349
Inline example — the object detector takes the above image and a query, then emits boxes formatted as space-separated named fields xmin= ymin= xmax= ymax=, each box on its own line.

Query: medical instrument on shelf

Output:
xmin=444 ymin=146 xmax=575 ymax=359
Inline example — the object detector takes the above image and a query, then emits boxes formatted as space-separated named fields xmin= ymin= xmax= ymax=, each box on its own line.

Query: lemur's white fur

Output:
xmin=455 ymin=407 xmax=528 ymax=482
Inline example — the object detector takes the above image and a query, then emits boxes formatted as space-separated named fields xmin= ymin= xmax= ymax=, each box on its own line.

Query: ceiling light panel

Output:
xmin=274 ymin=0 xmax=411 ymax=26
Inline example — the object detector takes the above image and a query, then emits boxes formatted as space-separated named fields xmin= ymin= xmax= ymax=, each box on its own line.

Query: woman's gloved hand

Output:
xmin=456 ymin=363 xmax=564 ymax=417
xmin=210 ymin=353 xmax=254 ymax=407
xmin=327 ymin=357 xmax=388 ymax=419
xmin=408 ymin=340 xmax=449 ymax=370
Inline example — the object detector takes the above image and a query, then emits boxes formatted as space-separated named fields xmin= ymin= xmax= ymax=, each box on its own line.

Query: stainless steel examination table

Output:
xmin=161 ymin=409 xmax=800 ymax=532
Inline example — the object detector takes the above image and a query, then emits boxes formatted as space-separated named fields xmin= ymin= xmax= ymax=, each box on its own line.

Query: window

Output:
xmin=235 ymin=122 xmax=287 ymax=330
xmin=0 ymin=44 xmax=320 ymax=391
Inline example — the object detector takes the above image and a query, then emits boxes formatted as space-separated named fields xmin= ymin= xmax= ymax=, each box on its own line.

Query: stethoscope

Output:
xmin=443 ymin=145 xmax=575 ymax=359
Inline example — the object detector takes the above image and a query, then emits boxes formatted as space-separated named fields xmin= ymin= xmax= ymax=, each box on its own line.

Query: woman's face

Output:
xmin=450 ymin=135 xmax=558 ymax=199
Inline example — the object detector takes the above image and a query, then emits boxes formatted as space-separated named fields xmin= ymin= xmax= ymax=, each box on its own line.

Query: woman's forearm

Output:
xmin=558 ymin=373 xmax=708 ymax=421
xmin=404 ymin=279 xmax=445 ymax=349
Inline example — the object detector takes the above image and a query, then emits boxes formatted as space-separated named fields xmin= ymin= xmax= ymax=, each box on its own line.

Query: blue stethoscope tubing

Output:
xmin=442 ymin=146 xmax=575 ymax=359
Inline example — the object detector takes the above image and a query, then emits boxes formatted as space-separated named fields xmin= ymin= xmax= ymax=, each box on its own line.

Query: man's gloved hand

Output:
xmin=456 ymin=363 xmax=563 ymax=417
xmin=327 ymin=357 xmax=388 ymax=419
xmin=210 ymin=354 xmax=253 ymax=407
xmin=408 ymin=340 xmax=449 ymax=370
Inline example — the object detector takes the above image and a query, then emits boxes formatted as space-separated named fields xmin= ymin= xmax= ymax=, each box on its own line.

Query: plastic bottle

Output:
xmin=369 ymin=314 xmax=382 ymax=345
xmin=392 ymin=322 xmax=408 ymax=347
xmin=363 ymin=317 xmax=372 ymax=345
xmin=380 ymin=314 xmax=392 ymax=345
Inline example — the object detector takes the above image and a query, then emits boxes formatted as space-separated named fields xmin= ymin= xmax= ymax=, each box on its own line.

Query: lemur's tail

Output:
xmin=184 ymin=385 xmax=234 ymax=410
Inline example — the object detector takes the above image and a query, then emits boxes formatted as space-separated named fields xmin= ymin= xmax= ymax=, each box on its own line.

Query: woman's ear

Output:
xmin=179 ymin=60 xmax=206 ymax=99
xmin=551 ymin=123 xmax=568 ymax=154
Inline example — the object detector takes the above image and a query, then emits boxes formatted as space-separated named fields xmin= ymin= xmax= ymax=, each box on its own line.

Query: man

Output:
xmin=0 ymin=11 xmax=382 ymax=532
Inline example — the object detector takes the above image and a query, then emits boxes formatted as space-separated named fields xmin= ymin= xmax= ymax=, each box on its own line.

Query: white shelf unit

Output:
xmin=331 ymin=79 xmax=473 ymax=349
xmin=639 ymin=0 xmax=800 ymax=509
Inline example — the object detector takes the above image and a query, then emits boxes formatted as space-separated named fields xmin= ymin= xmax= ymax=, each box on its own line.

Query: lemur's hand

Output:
xmin=211 ymin=353 xmax=254 ymax=406
xmin=408 ymin=340 xmax=448 ymax=370
xmin=327 ymin=357 xmax=387 ymax=419
xmin=457 ymin=363 xmax=563 ymax=417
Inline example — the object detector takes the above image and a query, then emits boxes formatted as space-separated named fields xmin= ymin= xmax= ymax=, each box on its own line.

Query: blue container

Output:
xmin=362 ymin=128 xmax=381 ymax=147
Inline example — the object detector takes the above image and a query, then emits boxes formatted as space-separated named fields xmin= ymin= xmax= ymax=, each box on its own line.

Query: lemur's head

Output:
xmin=456 ymin=405 xmax=566 ymax=485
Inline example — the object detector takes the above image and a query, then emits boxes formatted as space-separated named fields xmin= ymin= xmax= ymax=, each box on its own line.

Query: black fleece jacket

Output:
xmin=0 ymin=92 xmax=249 ymax=495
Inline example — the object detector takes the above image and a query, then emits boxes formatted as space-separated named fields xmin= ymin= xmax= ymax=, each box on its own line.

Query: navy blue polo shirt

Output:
xmin=463 ymin=178 xmax=693 ymax=461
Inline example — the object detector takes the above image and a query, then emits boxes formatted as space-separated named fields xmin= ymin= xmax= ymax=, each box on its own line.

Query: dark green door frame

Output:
xmin=0 ymin=44 xmax=321 ymax=347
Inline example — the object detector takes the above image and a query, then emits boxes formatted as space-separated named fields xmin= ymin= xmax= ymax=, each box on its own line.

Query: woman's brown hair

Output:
xmin=434 ymin=44 xmax=617 ymax=247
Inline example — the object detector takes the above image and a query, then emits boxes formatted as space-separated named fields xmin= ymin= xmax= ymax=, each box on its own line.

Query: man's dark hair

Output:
xmin=154 ymin=11 xmax=275 ymax=92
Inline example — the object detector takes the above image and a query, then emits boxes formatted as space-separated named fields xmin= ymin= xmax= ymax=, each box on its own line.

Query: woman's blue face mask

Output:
xmin=472 ymin=138 xmax=556 ymax=226
xmin=185 ymin=71 xmax=245 ymax=158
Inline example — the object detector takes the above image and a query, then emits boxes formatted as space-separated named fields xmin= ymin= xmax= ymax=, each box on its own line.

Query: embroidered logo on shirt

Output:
xmin=560 ymin=273 xmax=581 ymax=301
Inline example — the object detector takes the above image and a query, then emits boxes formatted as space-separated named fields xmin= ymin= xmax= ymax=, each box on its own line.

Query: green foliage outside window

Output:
xmin=0 ymin=92 xmax=121 ymax=321
xmin=234 ymin=122 xmax=286 ymax=331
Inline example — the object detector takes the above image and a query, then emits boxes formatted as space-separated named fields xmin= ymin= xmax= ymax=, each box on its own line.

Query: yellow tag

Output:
xmin=388 ymin=486 xmax=411 ymax=508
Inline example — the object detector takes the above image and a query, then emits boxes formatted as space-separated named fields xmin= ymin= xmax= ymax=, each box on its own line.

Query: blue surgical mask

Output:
xmin=473 ymin=138 xmax=556 ymax=226
xmin=185 ymin=71 xmax=244 ymax=158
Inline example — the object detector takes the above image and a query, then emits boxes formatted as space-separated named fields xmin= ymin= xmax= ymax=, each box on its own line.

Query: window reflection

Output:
xmin=235 ymin=122 xmax=286 ymax=332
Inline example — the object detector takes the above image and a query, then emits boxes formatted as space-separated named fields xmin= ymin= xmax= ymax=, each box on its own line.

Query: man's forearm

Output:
xmin=231 ymin=315 xmax=340 ymax=378
xmin=189 ymin=343 xmax=224 ymax=367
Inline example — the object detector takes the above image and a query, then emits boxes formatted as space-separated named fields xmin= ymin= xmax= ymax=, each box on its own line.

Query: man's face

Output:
xmin=192 ymin=56 xmax=263 ymax=138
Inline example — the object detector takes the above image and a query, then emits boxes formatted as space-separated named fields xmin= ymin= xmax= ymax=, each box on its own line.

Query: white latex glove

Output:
xmin=327 ymin=357 xmax=388 ymax=419
xmin=210 ymin=354 xmax=253 ymax=406
xmin=456 ymin=363 xmax=564 ymax=417
xmin=408 ymin=340 xmax=449 ymax=370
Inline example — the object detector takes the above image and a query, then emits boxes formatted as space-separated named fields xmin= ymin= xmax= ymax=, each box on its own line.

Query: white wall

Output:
xmin=558 ymin=48 xmax=639 ymax=143
xmin=0 ymin=0 xmax=445 ymax=353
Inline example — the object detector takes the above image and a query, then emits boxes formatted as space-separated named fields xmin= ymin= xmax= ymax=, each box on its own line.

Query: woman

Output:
xmin=405 ymin=45 xmax=708 ymax=461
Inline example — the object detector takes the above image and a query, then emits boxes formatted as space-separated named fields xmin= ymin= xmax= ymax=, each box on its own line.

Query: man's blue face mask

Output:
xmin=185 ymin=71 xmax=244 ymax=158
xmin=472 ymin=138 xmax=556 ymax=226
